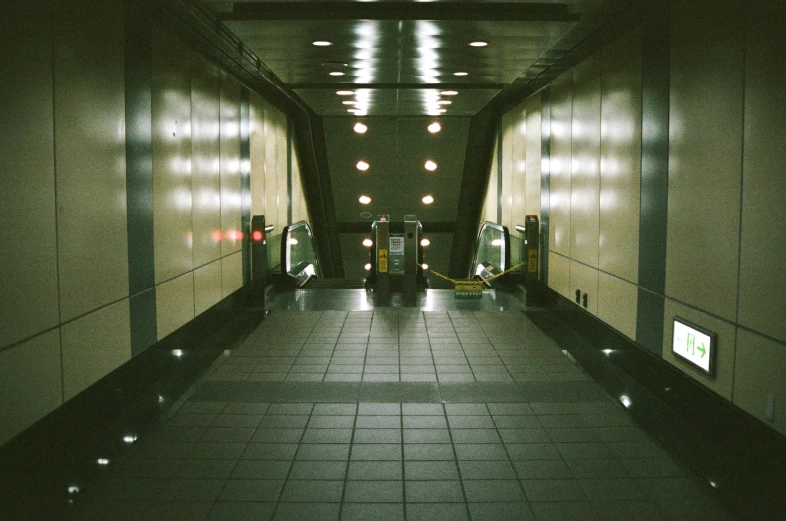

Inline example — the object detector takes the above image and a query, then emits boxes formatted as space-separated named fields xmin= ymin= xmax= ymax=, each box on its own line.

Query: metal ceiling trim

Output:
xmin=222 ymin=2 xmax=579 ymax=22
xmin=292 ymin=83 xmax=505 ymax=90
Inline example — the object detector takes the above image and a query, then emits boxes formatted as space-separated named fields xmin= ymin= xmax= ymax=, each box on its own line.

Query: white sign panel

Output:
xmin=672 ymin=317 xmax=716 ymax=376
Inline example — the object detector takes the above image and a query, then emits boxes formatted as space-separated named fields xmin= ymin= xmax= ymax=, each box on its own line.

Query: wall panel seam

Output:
xmin=50 ymin=10 xmax=65 ymax=403
xmin=0 ymin=325 xmax=62 ymax=356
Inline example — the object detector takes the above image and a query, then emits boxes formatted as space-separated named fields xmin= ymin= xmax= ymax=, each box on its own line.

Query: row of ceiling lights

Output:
xmin=338 ymin=89 xmax=459 ymax=117
xmin=353 ymin=119 xmax=439 ymax=207
xmin=314 ymin=38 xmax=487 ymax=115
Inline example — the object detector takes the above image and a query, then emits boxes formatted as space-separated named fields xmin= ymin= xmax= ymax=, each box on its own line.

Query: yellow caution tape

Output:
xmin=418 ymin=261 xmax=527 ymax=287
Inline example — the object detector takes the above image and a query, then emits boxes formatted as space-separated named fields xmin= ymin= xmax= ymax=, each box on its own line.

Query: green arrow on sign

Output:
xmin=697 ymin=344 xmax=706 ymax=357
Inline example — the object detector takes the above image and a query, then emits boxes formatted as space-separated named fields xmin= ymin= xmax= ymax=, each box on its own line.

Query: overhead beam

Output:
xmin=222 ymin=2 xmax=578 ymax=22
xmin=292 ymin=83 xmax=504 ymax=90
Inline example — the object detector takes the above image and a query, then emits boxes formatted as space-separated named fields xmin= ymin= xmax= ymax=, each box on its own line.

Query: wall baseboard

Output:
xmin=0 ymin=287 xmax=265 ymax=521
xmin=529 ymin=284 xmax=786 ymax=521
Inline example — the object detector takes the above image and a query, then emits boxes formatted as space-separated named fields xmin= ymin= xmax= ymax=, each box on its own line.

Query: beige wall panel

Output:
xmin=274 ymin=109 xmax=289 ymax=230
xmin=599 ymin=30 xmax=642 ymax=284
xmin=597 ymin=272 xmax=637 ymax=340
xmin=525 ymin=93 xmax=542 ymax=218
xmin=662 ymin=299 xmax=736 ymax=400
xmin=264 ymin=102 xmax=280 ymax=231
xmin=0 ymin=330 xmax=62 ymax=446
xmin=733 ymin=329 xmax=786 ymax=436
xmin=249 ymin=92 xmax=266 ymax=218
xmin=222 ymin=251 xmax=244 ymax=298
xmin=194 ymin=260 xmax=222 ymax=316
xmin=569 ymin=260 xmax=599 ymax=316
xmin=737 ymin=4 xmax=786 ymax=342
xmin=61 ymin=299 xmax=131 ymax=401
xmin=220 ymin=72 xmax=243 ymax=257
xmin=155 ymin=273 xmax=195 ymax=341
xmin=548 ymin=72 xmax=572 ymax=257
xmin=481 ymin=135 xmax=499 ymax=224
xmin=191 ymin=56 xmax=222 ymax=268
xmin=510 ymin=104 xmax=528 ymax=230
xmin=500 ymin=114 xmax=514 ymax=229
xmin=152 ymin=34 xmax=193 ymax=284
xmin=665 ymin=1 xmax=744 ymax=321
xmin=570 ymin=54 xmax=601 ymax=269
xmin=0 ymin=4 xmax=60 ymax=348
xmin=54 ymin=1 xmax=129 ymax=322
xmin=547 ymin=252 xmax=570 ymax=300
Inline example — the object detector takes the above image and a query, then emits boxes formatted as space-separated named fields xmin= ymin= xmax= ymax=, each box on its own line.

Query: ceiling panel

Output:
xmin=324 ymin=116 xmax=471 ymax=223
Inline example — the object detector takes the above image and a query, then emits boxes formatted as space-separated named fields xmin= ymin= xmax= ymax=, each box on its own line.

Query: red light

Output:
xmin=252 ymin=230 xmax=263 ymax=242
xmin=212 ymin=230 xmax=222 ymax=241
xmin=225 ymin=230 xmax=244 ymax=241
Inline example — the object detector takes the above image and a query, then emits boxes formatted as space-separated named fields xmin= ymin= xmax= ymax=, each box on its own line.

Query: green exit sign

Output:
xmin=672 ymin=317 xmax=717 ymax=377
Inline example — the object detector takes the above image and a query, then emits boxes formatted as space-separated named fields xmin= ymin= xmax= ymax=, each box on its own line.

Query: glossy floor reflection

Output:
xmin=66 ymin=300 xmax=736 ymax=521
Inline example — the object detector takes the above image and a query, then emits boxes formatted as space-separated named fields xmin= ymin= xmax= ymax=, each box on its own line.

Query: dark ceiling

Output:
xmin=199 ymin=0 xmax=633 ymax=116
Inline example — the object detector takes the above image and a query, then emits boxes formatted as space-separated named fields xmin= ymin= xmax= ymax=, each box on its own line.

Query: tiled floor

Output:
xmin=69 ymin=308 xmax=735 ymax=521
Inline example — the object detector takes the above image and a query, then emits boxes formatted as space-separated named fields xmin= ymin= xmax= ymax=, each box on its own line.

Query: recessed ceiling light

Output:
xmin=440 ymin=90 xmax=459 ymax=96
xmin=356 ymin=160 xmax=370 ymax=171
xmin=421 ymin=238 xmax=431 ymax=246
xmin=438 ymin=100 xmax=452 ymax=105
xmin=436 ymin=109 xmax=447 ymax=113
xmin=424 ymin=160 xmax=437 ymax=171
xmin=313 ymin=41 xmax=332 ymax=46
xmin=469 ymin=41 xmax=488 ymax=47
xmin=364 ymin=263 xmax=372 ymax=271
xmin=354 ymin=122 xmax=368 ymax=134
xmin=422 ymin=195 xmax=434 ymax=205
xmin=359 ymin=195 xmax=371 ymax=205
xmin=427 ymin=122 xmax=441 ymax=133
xmin=453 ymin=72 xmax=468 ymax=77
xmin=336 ymin=90 xmax=354 ymax=96
xmin=330 ymin=71 xmax=345 ymax=76
xmin=342 ymin=101 xmax=357 ymax=105
xmin=362 ymin=238 xmax=373 ymax=247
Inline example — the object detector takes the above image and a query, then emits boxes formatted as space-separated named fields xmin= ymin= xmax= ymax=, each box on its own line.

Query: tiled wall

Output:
xmin=495 ymin=0 xmax=786 ymax=436
xmin=0 ymin=1 xmax=302 ymax=446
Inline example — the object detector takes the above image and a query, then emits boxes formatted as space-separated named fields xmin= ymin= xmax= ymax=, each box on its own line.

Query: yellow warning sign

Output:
xmin=528 ymin=249 xmax=538 ymax=272
xmin=378 ymin=249 xmax=388 ymax=273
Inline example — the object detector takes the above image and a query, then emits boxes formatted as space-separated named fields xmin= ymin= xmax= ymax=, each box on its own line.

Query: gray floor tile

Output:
xmin=344 ymin=480 xmax=404 ymax=502
xmin=468 ymin=502 xmax=535 ymax=521
xmin=307 ymin=416 xmax=355 ymax=428
xmin=450 ymin=429 xmax=501 ymax=444
xmin=405 ymin=460 xmax=460 ymax=480
xmin=492 ymin=416 xmax=542 ymax=429
xmin=406 ymin=503 xmax=469 ymax=521
xmin=347 ymin=461 xmax=403 ymax=480
xmin=219 ymin=479 xmax=284 ymax=501
xmin=259 ymin=415 xmax=310 ymax=429
xmin=356 ymin=416 xmax=401 ymax=429
xmin=566 ymin=458 xmax=629 ymax=479
xmin=273 ymin=502 xmax=340 ymax=521
xmin=620 ymin=458 xmax=688 ymax=477
xmin=242 ymin=443 xmax=298 ymax=460
xmin=545 ymin=427 xmax=600 ymax=443
xmin=506 ymin=443 xmax=560 ymax=460
xmin=458 ymin=460 xmax=516 ymax=480
xmin=341 ymin=503 xmax=404 ymax=521
xmin=405 ymin=480 xmax=464 ymax=502
xmin=499 ymin=428 xmax=551 ymax=443
xmin=358 ymin=403 xmax=401 ymax=415
xmin=301 ymin=428 xmax=353 ymax=444
xmin=350 ymin=443 xmax=402 ymax=461
xmin=403 ymin=416 xmax=448 ymax=429
xmin=454 ymin=444 xmax=508 ymax=461
xmin=463 ymin=479 xmax=526 ymax=502
xmin=212 ymin=414 xmax=264 ymax=428
xmin=230 ymin=460 xmax=292 ymax=480
xmin=201 ymin=427 xmax=256 ymax=443
xmin=252 ymin=429 xmax=305 ymax=443
xmin=288 ymin=460 xmax=347 ymax=480
xmin=580 ymin=478 xmax=646 ymax=500
xmin=487 ymin=403 xmax=535 ymax=416
xmin=556 ymin=442 xmax=614 ymax=459
xmin=403 ymin=428 xmax=451 ymax=443
xmin=445 ymin=404 xmax=490 ymax=415
xmin=529 ymin=501 xmax=600 ymax=521
xmin=280 ymin=480 xmax=344 ymax=502
xmin=208 ymin=502 xmax=275 ymax=521
xmin=520 ymin=479 xmax=587 ymax=501
xmin=354 ymin=428 xmax=402 ymax=443
xmin=312 ymin=403 xmax=357 ymax=416
xmin=513 ymin=460 xmax=573 ymax=479
xmin=158 ymin=478 xmax=225 ymax=501
xmin=403 ymin=443 xmax=456 ymax=461
xmin=590 ymin=500 xmax=668 ymax=521
xmin=296 ymin=444 xmax=350 ymax=461
xmin=173 ymin=459 xmax=236 ymax=479
xmin=448 ymin=415 xmax=496 ymax=428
